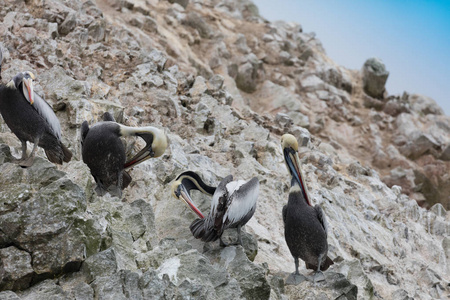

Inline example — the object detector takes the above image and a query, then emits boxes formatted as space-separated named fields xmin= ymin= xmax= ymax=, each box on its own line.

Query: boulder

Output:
xmin=362 ymin=58 xmax=389 ymax=99
xmin=0 ymin=247 xmax=34 ymax=291
xmin=407 ymin=94 xmax=444 ymax=115
xmin=234 ymin=54 xmax=265 ymax=93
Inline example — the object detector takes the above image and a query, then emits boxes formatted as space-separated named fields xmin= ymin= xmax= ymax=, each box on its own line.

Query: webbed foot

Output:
xmin=285 ymin=273 xmax=307 ymax=285
xmin=18 ymin=156 xmax=35 ymax=168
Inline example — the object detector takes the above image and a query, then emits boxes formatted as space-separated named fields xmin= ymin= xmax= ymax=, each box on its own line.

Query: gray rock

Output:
xmin=130 ymin=16 xmax=158 ymax=33
xmin=39 ymin=66 xmax=90 ymax=102
xmin=392 ymin=289 xmax=414 ymax=300
xmin=205 ymin=246 xmax=270 ymax=300
xmin=398 ymin=131 xmax=440 ymax=160
xmin=0 ymin=247 xmax=34 ymax=291
xmin=0 ymin=144 xmax=13 ymax=164
xmin=275 ymin=113 xmax=293 ymax=128
xmin=430 ymin=203 xmax=447 ymax=218
xmin=48 ymin=22 xmax=58 ymax=39
xmin=299 ymin=75 xmax=327 ymax=92
xmin=18 ymin=279 xmax=66 ymax=299
xmin=59 ymin=11 xmax=77 ymax=35
xmin=287 ymin=111 xmax=309 ymax=128
xmin=81 ymin=248 xmax=118 ymax=283
xmin=0 ymin=159 xmax=105 ymax=286
xmin=182 ymin=12 xmax=214 ymax=39
xmin=334 ymin=259 xmax=374 ymax=299
xmin=168 ymin=0 xmax=189 ymax=9
xmin=88 ymin=19 xmax=106 ymax=42
xmin=440 ymin=144 xmax=450 ymax=161
xmin=235 ymin=55 xmax=265 ymax=93
xmin=319 ymin=66 xmax=353 ymax=93
xmin=284 ymin=272 xmax=358 ymax=300
xmin=362 ymin=94 xmax=385 ymax=110
xmin=235 ymin=62 xmax=257 ymax=93
xmin=189 ymin=76 xmax=208 ymax=98
xmin=383 ymin=97 xmax=410 ymax=116
xmin=291 ymin=126 xmax=311 ymax=148
xmin=207 ymin=74 xmax=225 ymax=91
xmin=235 ymin=33 xmax=250 ymax=54
xmin=382 ymin=167 xmax=415 ymax=195
xmin=362 ymin=57 xmax=389 ymax=99
xmin=0 ymin=291 xmax=20 ymax=300
xmin=408 ymin=94 xmax=444 ymax=115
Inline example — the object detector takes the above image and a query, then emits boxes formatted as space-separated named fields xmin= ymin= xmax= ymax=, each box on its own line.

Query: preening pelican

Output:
xmin=172 ymin=171 xmax=259 ymax=246
xmin=0 ymin=70 xmax=72 ymax=167
xmin=81 ymin=112 xmax=168 ymax=197
xmin=281 ymin=134 xmax=333 ymax=282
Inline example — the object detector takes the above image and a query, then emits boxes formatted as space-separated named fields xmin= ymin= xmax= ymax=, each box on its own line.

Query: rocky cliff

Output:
xmin=0 ymin=0 xmax=449 ymax=299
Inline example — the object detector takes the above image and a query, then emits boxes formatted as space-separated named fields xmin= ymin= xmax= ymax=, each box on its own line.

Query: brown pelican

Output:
xmin=0 ymin=69 xmax=72 ymax=167
xmin=81 ymin=112 xmax=168 ymax=197
xmin=281 ymin=134 xmax=333 ymax=283
xmin=172 ymin=171 xmax=259 ymax=246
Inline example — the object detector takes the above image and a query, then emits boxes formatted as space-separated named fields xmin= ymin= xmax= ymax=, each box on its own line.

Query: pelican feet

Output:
xmin=308 ymin=270 xmax=325 ymax=285
xmin=18 ymin=156 xmax=35 ymax=168
xmin=285 ymin=273 xmax=307 ymax=286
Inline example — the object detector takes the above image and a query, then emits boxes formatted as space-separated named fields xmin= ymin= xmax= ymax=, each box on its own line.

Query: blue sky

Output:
xmin=253 ymin=0 xmax=450 ymax=115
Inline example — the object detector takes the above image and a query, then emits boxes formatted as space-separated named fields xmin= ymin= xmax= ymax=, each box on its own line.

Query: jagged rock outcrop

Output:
xmin=0 ymin=0 xmax=449 ymax=299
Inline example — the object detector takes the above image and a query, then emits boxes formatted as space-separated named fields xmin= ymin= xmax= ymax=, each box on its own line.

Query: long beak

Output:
xmin=284 ymin=147 xmax=311 ymax=206
xmin=179 ymin=184 xmax=205 ymax=219
xmin=124 ymin=133 xmax=154 ymax=169
xmin=124 ymin=145 xmax=153 ymax=169
xmin=23 ymin=78 xmax=34 ymax=105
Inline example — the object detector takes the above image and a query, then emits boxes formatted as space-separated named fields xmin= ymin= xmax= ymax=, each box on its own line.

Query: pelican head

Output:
xmin=122 ymin=126 xmax=168 ymax=169
xmin=171 ymin=178 xmax=205 ymax=219
xmin=281 ymin=134 xmax=311 ymax=206
xmin=7 ymin=71 xmax=36 ymax=105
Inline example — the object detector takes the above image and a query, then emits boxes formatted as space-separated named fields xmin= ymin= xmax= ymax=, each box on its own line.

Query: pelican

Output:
xmin=81 ymin=112 xmax=168 ymax=197
xmin=0 ymin=69 xmax=72 ymax=167
xmin=172 ymin=171 xmax=259 ymax=246
xmin=281 ymin=134 xmax=333 ymax=283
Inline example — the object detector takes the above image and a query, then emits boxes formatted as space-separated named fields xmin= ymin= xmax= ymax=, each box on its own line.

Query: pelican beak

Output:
xmin=124 ymin=130 xmax=167 ymax=169
xmin=175 ymin=183 xmax=205 ymax=219
xmin=23 ymin=77 xmax=34 ymax=105
xmin=124 ymin=142 xmax=153 ymax=169
xmin=284 ymin=147 xmax=311 ymax=206
xmin=124 ymin=132 xmax=156 ymax=169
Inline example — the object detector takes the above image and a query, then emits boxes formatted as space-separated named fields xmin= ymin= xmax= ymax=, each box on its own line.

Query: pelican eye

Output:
xmin=175 ymin=185 xmax=182 ymax=198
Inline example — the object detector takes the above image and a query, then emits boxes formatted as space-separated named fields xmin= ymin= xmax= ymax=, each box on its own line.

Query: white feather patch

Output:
xmin=289 ymin=184 xmax=302 ymax=194
xmin=225 ymin=180 xmax=246 ymax=195
xmin=224 ymin=178 xmax=259 ymax=225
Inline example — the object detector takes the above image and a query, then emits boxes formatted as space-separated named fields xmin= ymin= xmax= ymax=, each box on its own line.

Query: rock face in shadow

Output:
xmin=0 ymin=0 xmax=449 ymax=299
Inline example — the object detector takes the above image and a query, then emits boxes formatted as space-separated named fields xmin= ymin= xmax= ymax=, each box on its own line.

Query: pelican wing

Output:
xmin=314 ymin=204 xmax=328 ymax=237
xmin=223 ymin=177 xmax=259 ymax=226
xmin=81 ymin=121 xmax=89 ymax=147
xmin=32 ymin=92 xmax=62 ymax=139
xmin=282 ymin=204 xmax=287 ymax=225
xmin=204 ymin=175 xmax=233 ymax=231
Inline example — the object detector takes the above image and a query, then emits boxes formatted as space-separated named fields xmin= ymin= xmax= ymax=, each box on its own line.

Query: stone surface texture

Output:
xmin=0 ymin=0 xmax=449 ymax=299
